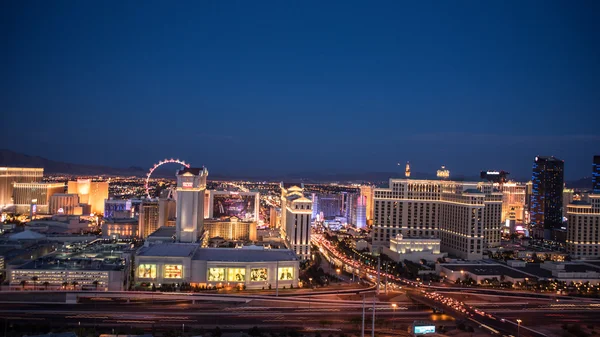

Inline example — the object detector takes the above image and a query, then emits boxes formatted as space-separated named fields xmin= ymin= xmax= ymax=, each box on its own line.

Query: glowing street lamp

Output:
xmin=516 ymin=319 xmax=522 ymax=337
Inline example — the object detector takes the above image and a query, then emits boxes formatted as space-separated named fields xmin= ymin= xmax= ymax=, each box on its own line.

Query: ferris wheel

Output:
xmin=145 ymin=158 xmax=190 ymax=198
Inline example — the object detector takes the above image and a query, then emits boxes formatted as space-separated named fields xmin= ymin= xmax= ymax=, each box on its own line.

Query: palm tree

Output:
xmin=31 ymin=276 xmax=39 ymax=291
xmin=43 ymin=281 xmax=50 ymax=290
xmin=71 ymin=281 xmax=79 ymax=290
xmin=92 ymin=280 xmax=99 ymax=290
xmin=20 ymin=280 xmax=27 ymax=290
xmin=62 ymin=281 xmax=69 ymax=290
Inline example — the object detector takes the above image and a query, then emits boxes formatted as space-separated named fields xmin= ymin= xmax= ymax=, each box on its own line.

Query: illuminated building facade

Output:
xmin=175 ymin=167 xmax=208 ymax=243
xmin=0 ymin=167 xmax=44 ymax=208
xmin=566 ymin=195 xmax=600 ymax=259
xmin=13 ymin=182 xmax=65 ymax=214
xmin=436 ymin=166 xmax=450 ymax=180
xmin=530 ymin=156 xmax=564 ymax=240
xmin=102 ymin=218 xmax=138 ymax=239
xmin=135 ymin=244 xmax=299 ymax=289
xmin=49 ymin=193 xmax=80 ymax=215
xmin=158 ymin=197 xmax=176 ymax=227
xmin=269 ymin=207 xmax=280 ymax=228
xmin=280 ymin=183 xmax=312 ymax=260
xmin=501 ymin=182 xmax=526 ymax=222
xmin=359 ymin=185 xmax=374 ymax=221
xmin=139 ymin=199 xmax=160 ymax=239
xmin=372 ymin=179 xmax=502 ymax=260
xmin=383 ymin=234 xmax=444 ymax=262
xmin=593 ymin=155 xmax=600 ymax=194
xmin=203 ymin=217 xmax=257 ymax=242
xmin=67 ymin=179 xmax=109 ymax=214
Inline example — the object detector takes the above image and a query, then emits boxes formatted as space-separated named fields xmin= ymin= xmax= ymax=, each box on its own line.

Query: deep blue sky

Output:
xmin=1 ymin=1 xmax=599 ymax=180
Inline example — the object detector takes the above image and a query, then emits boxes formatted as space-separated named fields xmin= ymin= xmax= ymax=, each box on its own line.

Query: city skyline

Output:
xmin=2 ymin=2 xmax=600 ymax=336
xmin=2 ymin=1 xmax=599 ymax=180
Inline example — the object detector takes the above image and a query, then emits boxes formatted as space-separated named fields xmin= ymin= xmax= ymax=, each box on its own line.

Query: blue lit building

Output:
xmin=104 ymin=199 xmax=132 ymax=219
xmin=593 ymin=155 xmax=600 ymax=194
xmin=530 ymin=156 xmax=564 ymax=240
xmin=356 ymin=195 xmax=367 ymax=229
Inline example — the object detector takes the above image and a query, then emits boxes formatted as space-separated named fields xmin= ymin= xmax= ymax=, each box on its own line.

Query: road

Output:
xmin=312 ymin=233 xmax=600 ymax=337
xmin=1 ymin=232 xmax=598 ymax=336
xmin=0 ymin=301 xmax=449 ymax=335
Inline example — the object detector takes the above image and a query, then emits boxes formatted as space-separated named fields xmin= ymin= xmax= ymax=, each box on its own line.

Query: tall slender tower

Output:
xmin=175 ymin=167 xmax=208 ymax=243
xmin=405 ymin=162 xmax=411 ymax=178
xmin=356 ymin=195 xmax=367 ymax=229
xmin=530 ymin=156 xmax=564 ymax=240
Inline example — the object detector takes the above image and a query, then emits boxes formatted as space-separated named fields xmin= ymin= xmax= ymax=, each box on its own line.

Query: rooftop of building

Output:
xmin=286 ymin=194 xmax=311 ymax=202
xmin=536 ymin=156 xmax=564 ymax=162
xmin=281 ymin=182 xmax=304 ymax=189
xmin=16 ymin=256 xmax=126 ymax=271
xmin=147 ymin=226 xmax=176 ymax=238
xmin=137 ymin=243 xmax=199 ymax=257
xmin=511 ymin=262 xmax=600 ymax=279
xmin=193 ymin=247 xmax=298 ymax=262
xmin=440 ymin=263 xmax=534 ymax=280
xmin=105 ymin=218 xmax=138 ymax=224
xmin=177 ymin=167 xmax=207 ymax=176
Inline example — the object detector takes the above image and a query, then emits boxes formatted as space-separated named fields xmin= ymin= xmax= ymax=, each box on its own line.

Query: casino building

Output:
xmin=134 ymin=167 xmax=300 ymax=289
xmin=136 ymin=243 xmax=298 ymax=289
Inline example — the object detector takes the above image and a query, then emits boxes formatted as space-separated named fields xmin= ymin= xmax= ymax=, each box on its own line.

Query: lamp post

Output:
xmin=516 ymin=319 xmax=522 ymax=337
xmin=391 ymin=303 xmax=397 ymax=317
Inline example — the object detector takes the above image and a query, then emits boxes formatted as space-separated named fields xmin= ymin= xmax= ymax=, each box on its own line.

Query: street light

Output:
xmin=516 ymin=319 xmax=522 ymax=337
xmin=391 ymin=303 xmax=397 ymax=317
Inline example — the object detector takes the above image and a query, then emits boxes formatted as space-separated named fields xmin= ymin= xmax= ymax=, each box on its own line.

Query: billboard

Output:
xmin=278 ymin=267 xmax=294 ymax=281
xmin=208 ymin=268 xmax=225 ymax=281
xmin=164 ymin=265 xmax=183 ymax=279
xmin=212 ymin=192 xmax=257 ymax=221
xmin=250 ymin=268 xmax=268 ymax=282
xmin=413 ymin=325 xmax=435 ymax=335
xmin=228 ymin=268 xmax=246 ymax=282
xmin=138 ymin=264 xmax=157 ymax=279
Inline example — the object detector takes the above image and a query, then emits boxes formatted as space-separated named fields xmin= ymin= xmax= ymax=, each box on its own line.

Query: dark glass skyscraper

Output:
xmin=593 ymin=155 xmax=600 ymax=194
xmin=530 ymin=156 xmax=564 ymax=240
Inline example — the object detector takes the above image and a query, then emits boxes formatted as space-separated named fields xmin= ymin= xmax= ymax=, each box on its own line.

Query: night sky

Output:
xmin=2 ymin=1 xmax=599 ymax=180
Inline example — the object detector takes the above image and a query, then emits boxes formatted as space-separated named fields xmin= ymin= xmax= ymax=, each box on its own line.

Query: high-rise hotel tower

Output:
xmin=372 ymin=179 xmax=502 ymax=260
xmin=175 ymin=167 xmax=208 ymax=243
xmin=280 ymin=183 xmax=312 ymax=260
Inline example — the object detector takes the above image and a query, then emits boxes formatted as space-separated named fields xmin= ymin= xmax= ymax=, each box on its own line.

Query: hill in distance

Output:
xmin=1 ymin=149 xmax=592 ymax=186
xmin=0 ymin=149 xmax=145 ymax=177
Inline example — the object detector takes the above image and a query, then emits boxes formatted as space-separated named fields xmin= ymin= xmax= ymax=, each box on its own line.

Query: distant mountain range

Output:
xmin=0 ymin=149 xmax=593 ymax=187
xmin=0 ymin=149 xmax=146 ymax=177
